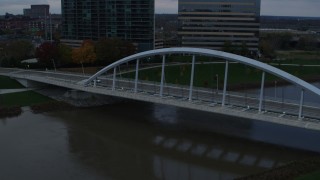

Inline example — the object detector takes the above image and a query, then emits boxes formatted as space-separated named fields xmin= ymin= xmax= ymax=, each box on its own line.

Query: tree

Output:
xmin=72 ymin=40 xmax=96 ymax=64
xmin=95 ymin=38 xmax=136 ymax=65
xmin=72 ymin=40 xmax=96 ymax=74
xmin=4 ymin=40 xmax=35 ymax=67
xmin=95 ymin=38 xmax=119 ymax=64
xmin=72 ymin=40 xmax=97 ymax=75
xmin=240 ymin=42 xmax=250 ymax=57
xmin=297 ymin=36 xmax=318 ymax=50
xmin=7 ymin=40 xmax=34 ymax=60
xmin=57 ymin=44 xmax=72 ymax=66
xmin=120 ymin=40 xmax=136 ymax=58
xmin=222 ymin=41 xmax=235 ymax=53
xmin=35 ymin=42 xmax=58 ymax=67
xmin=259 ymin=40 xmax=276 ymax=59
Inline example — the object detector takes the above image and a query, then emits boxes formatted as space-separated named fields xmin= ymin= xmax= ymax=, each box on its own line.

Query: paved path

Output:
xmin=0 ymin=88 xmax=34 ymax=95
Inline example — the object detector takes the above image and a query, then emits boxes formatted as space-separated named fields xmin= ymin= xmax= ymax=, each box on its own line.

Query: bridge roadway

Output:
xmin=1 ymin=68 xmax=320 ymax=131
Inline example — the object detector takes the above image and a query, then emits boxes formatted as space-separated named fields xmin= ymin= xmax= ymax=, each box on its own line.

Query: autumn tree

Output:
xmin=35 ymin=42 xmax=58 ymax=67
xmin=72 ymin=40 xmax=96 ymax=64
xmin=72 ymin=40 xmax=96 ymax=74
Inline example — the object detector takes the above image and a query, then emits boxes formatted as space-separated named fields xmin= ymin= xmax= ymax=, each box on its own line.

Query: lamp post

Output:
xmin=274 ymin=80 xmax=277 ymax=99
xmin=52 ymin=59 xmax=56 ymax=72
xmin=216 ymin=74 xmax=219 ymax=93
xmin=81 ymin=61 xmax=85 ymax=76
xmin=0 ymin=47 xmax=3 ymax=67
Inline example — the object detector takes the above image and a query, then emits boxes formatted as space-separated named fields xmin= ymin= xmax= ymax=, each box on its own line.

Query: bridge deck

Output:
xmin=1 ymin=68 xmax=320 ymax=131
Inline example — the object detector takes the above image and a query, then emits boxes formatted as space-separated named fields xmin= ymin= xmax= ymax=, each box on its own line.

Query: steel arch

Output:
xmin=84 ymin=47 xmax=320 ymax=96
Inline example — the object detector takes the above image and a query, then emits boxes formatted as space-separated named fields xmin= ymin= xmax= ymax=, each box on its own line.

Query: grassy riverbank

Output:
xmin=0 ymin=76 xmax=64 ymax=117
xmin=276 ymin=51 xmax=320 ymax=64
xmin=0 ymin=91 xmax=54 ymax=107
xmin=0 ymin=75 xmax=24 ymax=89
xmin=0 ymin=75 xmax=53 ymax=107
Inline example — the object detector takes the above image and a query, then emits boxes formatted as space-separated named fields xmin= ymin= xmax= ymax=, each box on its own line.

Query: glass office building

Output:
xmin=178 ymin=0 xmax=261 ymax=51
xmin=61 ymin=0 xmax=154 ymax=51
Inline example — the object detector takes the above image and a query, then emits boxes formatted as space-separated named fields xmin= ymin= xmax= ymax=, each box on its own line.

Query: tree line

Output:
xmin=0 ymin=38 xmax=136 ymax=69
xmin=259 ymin=32 xmax=320 ymax=59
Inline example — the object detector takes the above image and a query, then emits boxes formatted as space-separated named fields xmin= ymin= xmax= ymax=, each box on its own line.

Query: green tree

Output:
xmin=95 ymin=38 xmax=136 ymax=65
xmin=240 ymin=42 xmax=250 ymax=57
xmin=4 ymin=40 xmax=35 ymax=67
xmin=297 ymin=36 xmax=318 ymax=50
xmin=222 ymin=41 xmax=235 ymax=53
xmin=259 ymin=40 xmax=276 ymax=59
xmin=57 ymin=44 xmax=72 ymax=66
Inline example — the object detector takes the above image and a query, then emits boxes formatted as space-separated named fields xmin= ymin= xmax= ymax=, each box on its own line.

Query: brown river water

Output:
xmin=0 ymin=100 xmax=319 ymax=180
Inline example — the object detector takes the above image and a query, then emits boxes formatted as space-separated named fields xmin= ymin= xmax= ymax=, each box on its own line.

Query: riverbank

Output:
xmin=30 ymin=101 xmax=75 ymax=114
xmin=0 ymin=106 xmax=22 ymax=118
xmin=0 ymin=101 xmax=74 ymax=118
xmin=237 ymin=157 xmax=320 ymax=180
xmin=0 ymin=76 xmax=77 ymax=118
xmin=0 ymin=75 xmax=24 ymax=89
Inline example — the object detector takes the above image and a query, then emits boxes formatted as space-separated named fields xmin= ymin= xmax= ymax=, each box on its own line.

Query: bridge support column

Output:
xmin=189 ymin=55 xmax=196 ymax=101
xmin=222 ymin=61 xmax=229 ymax=106
xmin=160 ymin=55 xmax=166 ymax=97
xmin=134 ymin=59 xmax=140 ymax=93
xmin=259 ymin=72 xmax=265 ymax=112
xmin=112 ymin=67 xmax=116 ymax=91
xmin=298 ymin=89 xmax=304 ymax=119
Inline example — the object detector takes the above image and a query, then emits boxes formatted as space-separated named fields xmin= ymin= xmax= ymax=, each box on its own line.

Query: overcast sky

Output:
xmin=0 ymin=0 xmax=320 ymax=17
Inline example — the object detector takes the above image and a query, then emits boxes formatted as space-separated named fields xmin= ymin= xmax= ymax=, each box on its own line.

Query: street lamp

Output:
xmin=216 ymin=74 xmax=219 ymax=93
xmin=0 ymin=47 xmax=3 ymax=67
xmin=274 ymin=80 xmax=277 ymax=99
xmin=80 ymin=61 xmax=85 ymax=76
xmin=52 ymin=59 xmax=56 ymax=72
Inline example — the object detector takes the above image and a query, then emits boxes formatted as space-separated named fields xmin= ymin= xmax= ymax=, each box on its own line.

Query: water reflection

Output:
xmin=1 ymin=102 xmax=319 ymax=180
xmin=52 ymin=101 xmax=318 ymax=179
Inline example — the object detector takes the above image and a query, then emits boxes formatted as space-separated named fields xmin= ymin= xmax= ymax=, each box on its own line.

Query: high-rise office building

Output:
xmin=61 ymin=0 xmax=154 ymax=52
xmin=178 ymin=0 xmax=261 ymax=51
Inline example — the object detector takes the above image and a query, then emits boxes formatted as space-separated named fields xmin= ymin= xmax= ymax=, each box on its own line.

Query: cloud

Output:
xmin=0 ymin=0 xmax=320 ymax=17
xmin=261 ymin=0 xmax=320 ymax=17
xmin=0 ymin=0 xmax=60 ymax=14
xmin=156 ymin=0 xmax=178 ymax=14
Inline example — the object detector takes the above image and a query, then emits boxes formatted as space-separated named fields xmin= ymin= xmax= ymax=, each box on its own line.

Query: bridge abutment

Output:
xmin=15 ymin=78 xmax=47 ymax=88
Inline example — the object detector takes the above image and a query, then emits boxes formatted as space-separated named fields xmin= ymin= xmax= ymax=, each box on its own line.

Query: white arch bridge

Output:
xmin=1 ymin=48 xmax=320 ymax=130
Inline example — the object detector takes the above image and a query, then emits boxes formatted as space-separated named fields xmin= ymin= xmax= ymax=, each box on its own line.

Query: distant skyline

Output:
xmin=0 ymin=0 xmax=320 ymax=17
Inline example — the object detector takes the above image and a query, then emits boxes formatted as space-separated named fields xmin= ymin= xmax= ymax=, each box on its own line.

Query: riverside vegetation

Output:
xmin=0 ymin=76 xmax=74 ymax=117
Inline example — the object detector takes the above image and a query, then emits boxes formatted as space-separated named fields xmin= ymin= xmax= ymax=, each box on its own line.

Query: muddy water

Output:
xmin=0 ymin=101 xmax=319 ymax=180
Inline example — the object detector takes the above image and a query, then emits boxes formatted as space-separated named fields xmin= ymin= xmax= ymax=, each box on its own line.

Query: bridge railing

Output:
xmin=90 ymin=75 xmax=319 ymax=120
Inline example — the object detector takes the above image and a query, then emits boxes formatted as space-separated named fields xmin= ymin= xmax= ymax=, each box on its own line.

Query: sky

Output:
xmin=0 ymin=0 xmax=320 ymax=17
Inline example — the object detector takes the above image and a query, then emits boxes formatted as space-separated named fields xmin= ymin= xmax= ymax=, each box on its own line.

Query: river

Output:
xmin=0 ymin=100 xmax=320 ymax=180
